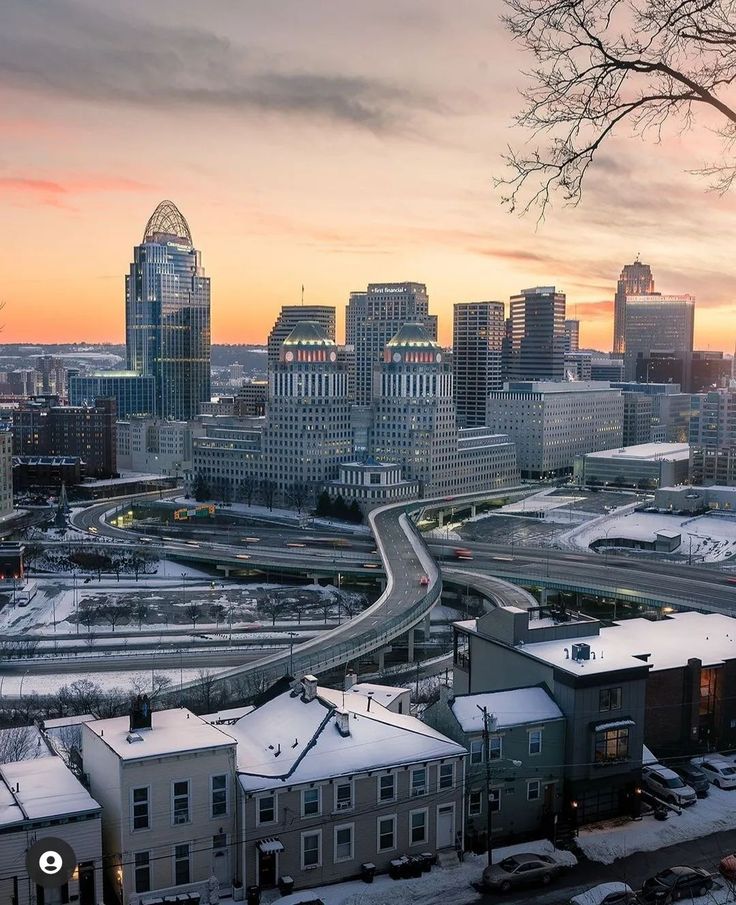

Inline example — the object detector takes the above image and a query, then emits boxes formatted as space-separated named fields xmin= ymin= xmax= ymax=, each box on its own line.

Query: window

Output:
xmin=527 ymin=780 xmax=541 ymax=801
xmin=595 ymin=727 xmax=630 ymax=762
xmin=411 ymin=767 xmax=427 ymax=797
xmin=131 ymin=786 xmax=150 ymax=831
xmin=439 ymin=763 xmax=454 ymax=789
xmin=379 ymin=773 xmax=396 ymax=803
xmin=489 ymin=736 xmax=503 ymax=760
xmin=489 ymin=788 xmax=501 ymax=813
xmin=378 ymin=815 xmax=396 ymax=852
xmin=211 ymin=774 xmax=228 ymax=818
xmin=334 ymin=824 xmax=354 ymax=862
xmin=599 ymin=687 xmax=622 ymax=712
xmin=172 ymin=780 xmax=190 ymax=825
xmin=174 ymin=843 xmax=190 ymax=886
xmin=302 ymin=788 xmax=320 ymax=817
xmin=529 ymin=729 xmax=543 ymax=756
xmin=257 ymin=795 xmax=276 ymax=825
xmin=470 ymin=739 xmax=484 ymax=764
xmin=335 ymin=781 xmax=353 ymax=811
xmin=302 ymin=831 xmax=321 ymax=869
xmin=409 ymin=809 xmax=428 ymax=845
xmin=468 ymin=790 xmax=482 ymax=816
xmin=134 ymin=852 xmax=150 ymax=894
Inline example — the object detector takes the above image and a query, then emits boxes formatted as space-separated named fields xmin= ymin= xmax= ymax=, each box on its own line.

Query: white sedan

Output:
xmin=691 ymin=757 xmax=736 ymax=789
xmin=570 ymin=882 xmax=636 ymax=905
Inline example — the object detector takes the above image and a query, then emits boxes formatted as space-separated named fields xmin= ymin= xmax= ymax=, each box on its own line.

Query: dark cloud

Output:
xmin=0 ymin=1 xmax=439 ymax=131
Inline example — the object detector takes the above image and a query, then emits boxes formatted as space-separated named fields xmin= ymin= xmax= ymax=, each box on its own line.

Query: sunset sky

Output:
xmin=1 ymin=0 xmax=734 ymax=352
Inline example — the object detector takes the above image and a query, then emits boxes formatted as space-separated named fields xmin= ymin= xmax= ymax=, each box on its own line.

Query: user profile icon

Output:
xmin=26 ymin=837 xmax=77 ymax=889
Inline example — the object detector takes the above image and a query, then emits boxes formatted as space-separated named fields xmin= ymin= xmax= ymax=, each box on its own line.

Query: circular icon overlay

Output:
xmin=27 ymin=837 xmax=77 ymax=888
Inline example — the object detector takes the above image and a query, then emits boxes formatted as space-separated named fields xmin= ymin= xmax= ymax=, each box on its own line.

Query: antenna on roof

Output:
xmin=301 ymin=284 xmax=305 ymax=307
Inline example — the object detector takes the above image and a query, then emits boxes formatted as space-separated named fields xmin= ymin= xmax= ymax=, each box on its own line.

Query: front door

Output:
xmin=258 ymin=849 xmax=277 ymax=888
xmin=436 ymin=804 xmax=455 ymax=848
xmin=78 ymin=863 xmax=95 ymax=905
xmin=212 ymin=834 xmax=230 ymax=891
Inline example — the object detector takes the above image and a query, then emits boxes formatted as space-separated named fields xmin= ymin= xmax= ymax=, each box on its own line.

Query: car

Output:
xmin=419 ymin=575 xmax=429 ymax=586
xmin=719 ymin=854 xmax=736 ymax=882
xmin=481 ymin=853 xmax=565 ymax=893
xmin=641 ymin=765 xmax=697 ymax=807
xmin=674 ymin=763 xmax=710 ymax=798
xmin=570 ymin=882 xmax=637 ymax=905
xmin=641 ymin=866 xmax=712 ymax=902
xmin=691 ymin=756 xmax=736 ymax=789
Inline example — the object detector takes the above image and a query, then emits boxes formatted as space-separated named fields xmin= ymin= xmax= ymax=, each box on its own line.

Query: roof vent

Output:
xmin=571 ymin=642 xmax=591 ymax=661
xmin=126 ymin=732 xmax=144 ymax=744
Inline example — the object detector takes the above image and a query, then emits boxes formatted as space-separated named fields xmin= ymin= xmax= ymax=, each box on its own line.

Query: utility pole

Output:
xmin=478 ymin=704 xmax=494 ymax=866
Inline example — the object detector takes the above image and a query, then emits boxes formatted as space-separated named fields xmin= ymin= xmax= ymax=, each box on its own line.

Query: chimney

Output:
xmin=344 ymin=671 xmax=358 ymax=691
xmin=335 ymin=708 xmax=350 ymax=737
xmin=302 ymin=675 xmax=318 ymax=703
xmin=129 ymin=693 xmax=152 ymax=732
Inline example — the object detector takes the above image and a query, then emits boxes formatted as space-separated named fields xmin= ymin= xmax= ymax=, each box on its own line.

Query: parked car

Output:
xmin=641 ymin=866 xmax=712 ymax=902
xmin=641 ymin=765 xmax=697 ymax=807
xmin=674 ymin=764 xmax=710 ymax=798
xmin=570 ymin=882 xmax=637 ymax=905
xmin=481 ymin=853 xmax=565 ymax=893
xmin=719 ymin=854 xmax=736 ymax=882
xmin=691 ymin=757 xmax=736 ymax=789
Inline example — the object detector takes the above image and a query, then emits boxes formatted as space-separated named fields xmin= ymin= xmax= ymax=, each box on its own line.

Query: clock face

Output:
xmin=284 ymin=351 xmax=294 ymax=362
xmin=392 ymin=352 xmax=401 ymax=363
xmin=435 ymin=353 xmax=442 ymax=363
xmin=329 ymin=351 xmax=337 ymax=362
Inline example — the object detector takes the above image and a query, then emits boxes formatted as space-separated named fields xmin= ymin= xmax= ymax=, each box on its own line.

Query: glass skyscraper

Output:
xmin=126 ymin=200 xmax=211 ymax=421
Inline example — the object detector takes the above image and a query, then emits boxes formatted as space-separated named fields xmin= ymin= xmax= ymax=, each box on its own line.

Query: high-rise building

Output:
xmin=69 ymin=372 xmax=156 ymax=419
xmin=0 ymin=426 xmax=13 ymax=517
xmin=564 ymin=352 xmax=592 ymax=381
xmin=591 ymin=358 xmax=625 ymax=382
xmin=346 ymin=282 xmax=437 ymax=405
xmin=452 ymin=301 xmax=505 ymax=428
xmin=564 ymin=319 xmax=580 ymax=353
xmin=613 ymin=259 xmax=655 ymax=354
xmin=634 ymin=350 xmax=732 ymax=393
xmin=261 ymin=321 xmax=353 ymax=496
xmin=508 ymin=287 xmax=566 ymax=381
xmin=126 ymin=200 xmax=210 ymax=421
xmin=690 ymin=388 xmax=736 ymax=485
xmin=623 ymin=294 xmax=695 ymax=380
xmin=267 ymin=305 xmax=336 ymax=371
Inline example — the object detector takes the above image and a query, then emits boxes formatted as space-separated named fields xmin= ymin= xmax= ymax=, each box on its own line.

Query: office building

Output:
xmin=267 ymin=305 xmax=336 ymax=371
xmin=623 ymin=294 xmax=695 ymax=380
xmin=635 ymin=350 xmax=732 ymax=393
xmin=0 ymin=427 xmax=13 ymax=516
xmin=33 ymin=355 xmax=68 ymax=398
xmin=191 ymin=420 xmax=263 ymax=501
xmin=574 ymin=442 xmax=690 ymax=489
xmin=69 ymin=372 xmax=156 ymax=419
xmin=325 ymin=459 xmax=420 ymax=511
xmin=507 ymin=286 xmax=566 ymax=381
xmin=452 ymin=301 xmax=505 ymax=427
xmin=622 ymin=392 xmax=653 ymax=446
xmin=690 ymin=388 xmax=736 ymax=485
xmin=126 ymin=200 xmax=211 ymax=420
xmin=486 ymin=381 xmax=623 ymax=479
xmin=236 ymin=380 xmax=268 ymax=416
xmin=346 ymin=282 xmax=437 ymax=405
xmin=117 ymin=417 xmax=204 ymax=476
xmin=613 ymin=259 xmax=655 ymax=354
xmin=564 ymin=319 xmax=580 ymax=353
xmin=564 ymin=352 xmax=592 ymax=381
xmin=591 ymin=358 xmax=625 ymax=382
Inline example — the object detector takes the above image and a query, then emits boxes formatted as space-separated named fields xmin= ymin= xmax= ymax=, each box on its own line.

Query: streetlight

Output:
xmin=477 ymin=704 xmax=522 ymax=866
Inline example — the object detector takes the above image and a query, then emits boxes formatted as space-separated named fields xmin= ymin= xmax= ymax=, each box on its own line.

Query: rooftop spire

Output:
xmin=143 ymin=200 xmax=192 ymax=244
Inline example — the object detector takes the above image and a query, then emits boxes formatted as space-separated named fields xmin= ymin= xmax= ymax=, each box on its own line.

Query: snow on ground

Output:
xmin=564 ymin=510 xmax=736 ymax=561
xmin=0 ymin=667 xmax=204 ymax=697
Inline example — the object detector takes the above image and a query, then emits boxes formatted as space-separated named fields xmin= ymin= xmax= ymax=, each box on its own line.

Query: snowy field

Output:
xmin=0 ymin=666 xmax=204 ymax=697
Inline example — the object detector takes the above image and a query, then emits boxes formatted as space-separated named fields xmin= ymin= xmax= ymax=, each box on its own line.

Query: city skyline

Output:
xmin=1 ymin=1 xmax=734 ymax=351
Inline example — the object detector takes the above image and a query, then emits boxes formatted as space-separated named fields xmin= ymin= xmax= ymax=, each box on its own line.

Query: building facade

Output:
xmin=690 ymin=388 xmax=736 ymax=485
xmin=126 ymin=200 xmax=211 ymax=420
xmin=563 ymin=319 xmax=580 ymax=353
xmin=117 ymin=417 xmax=204 ymax=476
xmin=613 ymin=259 xmax=655 ymax=355
xmin=69 ymin=372 xmax=156 ymax=419
xmin=623 ymin=294 xmax=695 ymax=380
xmin=0 ymin=426 xmax=13 ymax=516
xmin=507 ymin=287 xmax=566 ymax=382
xmin=325 ymin=459 xmax=420 ymax=511
xmin=267 ymin=306 xmax=336 ymax=372
xmin=452 ymin=301 xmax=505 ymax=428
xmin=574 ymin=442 xmax=691 ymax=489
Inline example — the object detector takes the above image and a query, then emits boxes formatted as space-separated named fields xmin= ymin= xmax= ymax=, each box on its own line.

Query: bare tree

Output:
xmin=239 ymin=475 xmax=258 ymax=507
xmin=286 ymin=481 xmax=312 ymax=515
xmin=500 ymin=0 xmax=736 ymax=215
xmin=78 ymin=603 xmax=98 ymax=633
xmin=132 ymin=601 xmax=148 ymax=630
xmin=260 ymin=595 xmax=281 ymax=627
xmin=184 ymin=601 xmax=202 ymax=629
xmin=0 ymin=725 xmax=36 ymax=763
xmin=210 ymin=603 xmax=226 ymax=628
xmin=100 ymin=602 xmax=132 ymax=632
xmin=260 ymin=479 xmax=277 ymax=512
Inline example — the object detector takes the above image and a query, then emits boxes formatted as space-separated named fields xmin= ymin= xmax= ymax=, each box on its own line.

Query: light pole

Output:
xmin=288 ymin=631 xmax=297 ymax=678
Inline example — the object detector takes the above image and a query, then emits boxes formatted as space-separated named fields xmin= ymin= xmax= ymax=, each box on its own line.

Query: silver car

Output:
xmin=482 ymin=853 xmax=565 ymax=893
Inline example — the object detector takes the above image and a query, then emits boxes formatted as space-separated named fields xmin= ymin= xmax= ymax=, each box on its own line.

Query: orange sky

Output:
xmin=1 ymin=0 xmax=734 ymax=353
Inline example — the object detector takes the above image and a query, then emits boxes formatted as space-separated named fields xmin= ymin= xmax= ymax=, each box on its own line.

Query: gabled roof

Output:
xmin=451 ymin=687 xmax=564 ymax=733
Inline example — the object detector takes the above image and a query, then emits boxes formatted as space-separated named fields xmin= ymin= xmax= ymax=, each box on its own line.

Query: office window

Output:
xmin=174 ymin=843 xmax=190 ymax=886
xmin=439 ymin=763 xmax=454 ymax=789
xmin=302 ymin=831 xmax=321 ymax=869
xmin=257 ymin=795 xmax=276 ymax=824
xmin=134 ymin=852 xmax=150 ymax=894
xmin=599 ymin=687 xmax=622 ymax=712
xmin=489 ymin=736 xmax=502 ymax=760
xmin=490 ymin=788 xmax=501 ymax=813
xmin=470 ymin=739 xmax=484 ymax=764
xmin=409 ymin=809 xmax=428 ymax=845
xmin=378 ymin=815 xmax=396 ymax=851
xmin=379 ymin=773 xmax=396 ymax=802
xmin=302 ymin=788 xmax=320 ymax=817
xmin=527 ymin=780 xmax=541 ymax=801
xmin=411 ymin=767 xmax=427 ymax=797
xmin=335 ymin=781 xmax=353 ymax=811
xmin=211 ymin=775 xmax=228 ymax=818
xmin=131 ymin=787 xmax=149 ymax=831
xmin=529 ymin=729 xmax=543 ymax=756
xmin=334 ymin=824 xmax=354 ymax=862
xmin=468 ymin=790 xmax=482 ymax=816
xmin=172 ymin=780 xmax=190 ymax=825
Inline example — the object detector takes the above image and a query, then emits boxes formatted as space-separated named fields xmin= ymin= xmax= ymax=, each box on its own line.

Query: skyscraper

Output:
xmin=564 ymin=319 xmax=580 ymax=353
xmin=613 ymin=259 xmax=655 ymax=355
xmin=508 ymin=286 xmax=566 ymax=381
xmin=345 ymin=282 xmax=437 ymax=405
xmin=267 ymin=305 xmax=336 ymax=371
xmin=452 ymin=301 xmax=505 ymax=428
xmin=126 ymin=200 xmax=210 ymax=421
xmin=623 ymin=294 xmax=695 ymax=380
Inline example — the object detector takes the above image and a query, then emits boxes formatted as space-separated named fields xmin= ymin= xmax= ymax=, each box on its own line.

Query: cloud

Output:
xmin=0 ymin=1 xmax=440 ymax=132
xmin=0 ymin=175 xmax=152 ymax=207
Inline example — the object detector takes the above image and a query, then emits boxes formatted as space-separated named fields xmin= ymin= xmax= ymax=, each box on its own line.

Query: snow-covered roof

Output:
xmin=83 ymin=708 xmax=236 ymax=761
xmin=346 ymin=683 xmax=409 ymax=707
xmin=231 ymin=685 xmax=465 ymax=793
xmin=583 ymin=442 xmax=690 ymax=461
xmin=201 ymin=705 xmax=255 ymax=724
xmin=43 ymin=714 xmax=95 ymax=729
xmin=0 ymin=758 xmax=100 ymax=828
xmin=450 ymin=688 xmax=564 ymax=733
